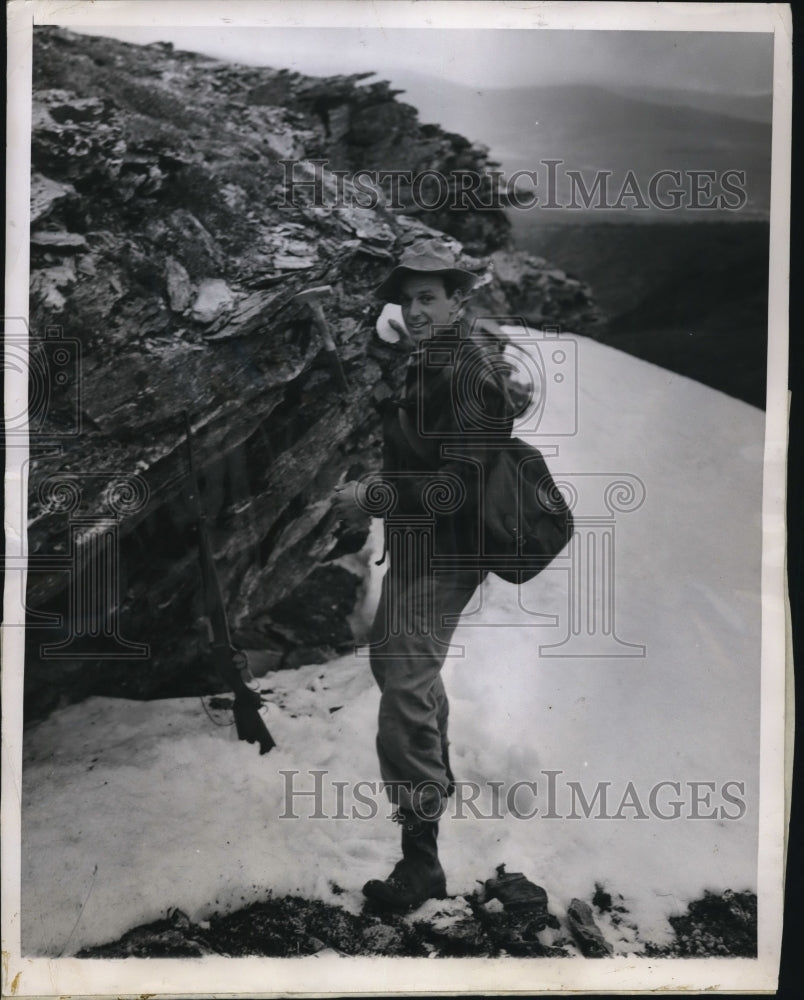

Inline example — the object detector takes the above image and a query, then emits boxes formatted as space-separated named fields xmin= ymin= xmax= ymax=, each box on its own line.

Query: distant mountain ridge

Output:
xmin=380 ymin=73 xmax=772 ymax=218
xmin=604 ymin=83 xmax=772 ymax=124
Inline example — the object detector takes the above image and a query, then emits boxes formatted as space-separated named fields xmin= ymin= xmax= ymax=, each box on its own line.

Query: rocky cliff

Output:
xmin=25 ymin=27 xmax=603 ymax=718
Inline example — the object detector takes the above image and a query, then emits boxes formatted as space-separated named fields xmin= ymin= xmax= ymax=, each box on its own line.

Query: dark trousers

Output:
xmin=368 ymin=560 xmax=484 ymax=819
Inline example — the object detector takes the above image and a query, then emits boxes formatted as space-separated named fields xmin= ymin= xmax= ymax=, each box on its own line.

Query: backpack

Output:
xmin=389 ymin=330 xmax=574 ymax=583
xmin=465 ymin=328 xmax=575 ymax=583
xmin=482 ymin=437 xmax=574 ymax=583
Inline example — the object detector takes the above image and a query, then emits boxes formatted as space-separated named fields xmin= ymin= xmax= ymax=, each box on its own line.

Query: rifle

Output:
xmin=183 ymin=412 xmax=276 ymax=755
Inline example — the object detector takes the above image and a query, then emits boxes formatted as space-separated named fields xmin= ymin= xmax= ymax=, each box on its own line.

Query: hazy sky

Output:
xmin=72 ymin=26 xmax=773 ymax=95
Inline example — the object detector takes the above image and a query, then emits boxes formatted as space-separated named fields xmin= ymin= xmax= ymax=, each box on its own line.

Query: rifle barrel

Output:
xmin=183 ymin=412 xmax=276 ymax=754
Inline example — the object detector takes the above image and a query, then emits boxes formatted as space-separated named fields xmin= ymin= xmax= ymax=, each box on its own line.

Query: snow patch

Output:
xmin=22 ymin=336 xmax=763 ymax=956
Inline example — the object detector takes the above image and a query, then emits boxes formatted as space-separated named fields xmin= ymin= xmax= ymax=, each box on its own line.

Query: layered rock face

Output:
xmin=24 ymin=27 xmax=602 ymax=718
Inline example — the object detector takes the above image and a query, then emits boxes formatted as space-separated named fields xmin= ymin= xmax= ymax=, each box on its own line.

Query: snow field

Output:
xmin=21 ymin=335 xmax=765 ymax=955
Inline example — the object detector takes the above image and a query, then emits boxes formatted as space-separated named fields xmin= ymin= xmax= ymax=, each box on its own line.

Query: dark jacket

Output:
xmin=378 ymin=327 xmax=516 ymax=561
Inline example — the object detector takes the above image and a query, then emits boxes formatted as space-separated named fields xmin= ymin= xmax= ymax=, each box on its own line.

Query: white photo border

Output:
xmin=3 ymin=1 xmax=791 ymax=995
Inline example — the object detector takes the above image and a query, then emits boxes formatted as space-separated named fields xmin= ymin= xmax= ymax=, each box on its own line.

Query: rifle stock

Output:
xmin=184 ymin=413 xmax=276 ymax=755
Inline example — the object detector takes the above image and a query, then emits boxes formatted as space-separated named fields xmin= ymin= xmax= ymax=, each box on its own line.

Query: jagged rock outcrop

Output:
xmin=480 ymin=250 xmax=606 ymax=334
xmin=24 ymin=27 xmax=602 ymax=718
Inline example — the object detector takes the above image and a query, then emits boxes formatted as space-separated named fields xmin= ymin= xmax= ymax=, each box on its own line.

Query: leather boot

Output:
xmin=362 ymin=812 xmax=447 ymax=912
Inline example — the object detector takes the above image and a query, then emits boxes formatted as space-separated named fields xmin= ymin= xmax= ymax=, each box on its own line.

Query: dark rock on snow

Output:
xmin=644 ymin=889 xmax=758 ymax=958
xmin=479 ymin=863 xmax=559 ymax=930
xmin=566 ymin=898 xmax=614 ymax=957
xmin=75 ymin=885 xmax=757 ymax=960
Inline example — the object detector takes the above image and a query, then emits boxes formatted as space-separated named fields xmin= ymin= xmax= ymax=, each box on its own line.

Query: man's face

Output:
xmin=398 ymin=275 xmax=461 ymax=340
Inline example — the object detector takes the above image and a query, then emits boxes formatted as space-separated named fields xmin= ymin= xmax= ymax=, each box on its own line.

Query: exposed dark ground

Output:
xmin=510 ymin=218 xmax=770 ymax=409
xmin=77 ymin=887 xmax=757 ymax=959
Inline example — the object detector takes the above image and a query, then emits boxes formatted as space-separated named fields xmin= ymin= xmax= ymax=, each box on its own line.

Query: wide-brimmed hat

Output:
xmin=375 ymin=239 xmax=477 ymax=303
